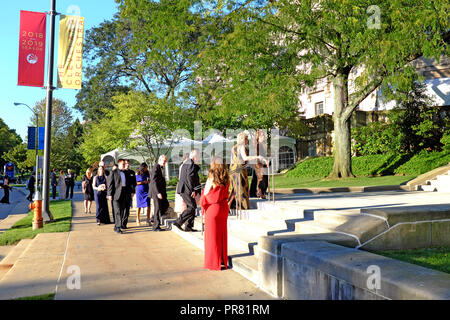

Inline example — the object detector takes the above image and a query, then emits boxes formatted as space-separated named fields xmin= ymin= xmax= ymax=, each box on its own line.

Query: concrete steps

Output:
xmin=229 ymin=254 xmax=259 ymax=285
xmin=418 ymin=170 xmax=450 ymax=192
xmin=169 ymin=204 xmax=380 ymax=288
xmin=0 ymin=232 xmax=69 ymax=300
xmin=0 ymin=239 xmax=34 ymax=283
xmin=295 ymin=211 xmax=388 ymax=245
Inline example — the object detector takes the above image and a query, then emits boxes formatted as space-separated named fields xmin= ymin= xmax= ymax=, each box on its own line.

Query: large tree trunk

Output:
xmin=330 ymin=72 xmax=355 ymax=179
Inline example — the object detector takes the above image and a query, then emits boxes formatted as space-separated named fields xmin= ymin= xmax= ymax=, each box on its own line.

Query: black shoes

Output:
xmin=114 ymin=228 xmax=123 ymax=234
xmin=173 ymin=222 xmax=183 ymax=231
xmin=184 ymin=227 xmax=198 ymax=232
xmin=153 ymin=227 xmax=164 ymax=232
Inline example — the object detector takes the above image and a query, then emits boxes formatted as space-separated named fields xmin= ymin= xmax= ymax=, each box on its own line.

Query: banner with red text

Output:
xmin=18 ymin=11 xmax=46 ymax=87
xmin=57 ymin=15 xmax=84 ymax=89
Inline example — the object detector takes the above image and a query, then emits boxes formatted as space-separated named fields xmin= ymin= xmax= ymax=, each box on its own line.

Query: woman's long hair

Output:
xmin=137 ymin=163 xmax=148 ymax=176
xmin=208 ymin=157 xmax=229 ymax=187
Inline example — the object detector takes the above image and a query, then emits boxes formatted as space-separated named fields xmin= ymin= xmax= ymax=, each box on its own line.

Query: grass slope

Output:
xmin=377 ymin=247 xmax=450 ymax=274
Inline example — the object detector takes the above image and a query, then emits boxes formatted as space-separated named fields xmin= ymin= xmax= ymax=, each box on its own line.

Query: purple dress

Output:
xmin=136 ymin=173 xmax=150 ymax=208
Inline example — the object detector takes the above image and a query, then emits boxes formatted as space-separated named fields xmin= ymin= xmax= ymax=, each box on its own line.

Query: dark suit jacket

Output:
xmin=176 ymin=159 xmax=201 ymax=195
xmin=150 ymin=164 xmax=167 ymax=198
xmin=126 ymin=169 xmax=137 ymax=194
xmin=51 ymin=172 xmax=57 ymax=186
xmin=107 ymin=169 xmax=132 ymax=202
xmin=65 ymin=174 xmax=75 ymax=186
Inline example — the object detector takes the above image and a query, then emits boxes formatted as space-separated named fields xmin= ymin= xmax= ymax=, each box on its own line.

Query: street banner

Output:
xmin=27 ymin=127 xmax=45 ymax=150
xmin=57 ymin=15 xmax=84 ymax=89
xmin=38 ymin=127 xmax=45 ymax=150
xmin=27 ymin=127 xmax=37 ymax=150
xmin=18 ymin=11 xmax=47 ymax=87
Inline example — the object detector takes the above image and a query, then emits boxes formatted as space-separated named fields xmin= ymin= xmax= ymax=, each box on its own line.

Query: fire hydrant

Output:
xmin=29 ymin=192 xmax=43 ymax=230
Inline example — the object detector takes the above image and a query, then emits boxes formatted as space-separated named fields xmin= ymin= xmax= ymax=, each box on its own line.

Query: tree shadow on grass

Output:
xmin=371 ymin=153 xmax=414 ymax=176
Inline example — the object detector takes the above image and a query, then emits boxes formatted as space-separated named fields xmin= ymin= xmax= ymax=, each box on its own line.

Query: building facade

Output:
xmin=296 ymin=56 xmax=450 ymax=158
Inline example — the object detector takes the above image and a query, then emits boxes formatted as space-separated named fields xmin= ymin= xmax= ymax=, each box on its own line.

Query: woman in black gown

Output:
xmin=82 ymin=169 xmax=95 ymax=214
xmin=93 ymin=166 xmax=111 ymax=225
xmin=0 ymin=177 xmax=11 ymax=204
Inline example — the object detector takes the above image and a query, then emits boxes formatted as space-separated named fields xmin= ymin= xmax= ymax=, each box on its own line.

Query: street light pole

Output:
xmin=42 ymin=0 xmax=57 ymax=222
xmin=13 ymin=102 xmax=39 ymax=198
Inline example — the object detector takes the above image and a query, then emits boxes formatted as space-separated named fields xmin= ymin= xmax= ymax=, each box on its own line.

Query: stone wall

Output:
xmin=258 ymin=237 xmax=450 ymax=300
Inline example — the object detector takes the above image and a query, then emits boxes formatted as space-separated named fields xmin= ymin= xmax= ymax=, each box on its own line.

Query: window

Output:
xmin=315 ymin=101 xmax=324 ymax=115
xmin=279 ymin=146 xmax=295 ymax=170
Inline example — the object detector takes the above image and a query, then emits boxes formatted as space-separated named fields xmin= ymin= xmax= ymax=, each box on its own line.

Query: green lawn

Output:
xmin=271 ymin=174 xmax=415 ymax=189
xmin=167 ymin=186 xmax=176 ymax=201
xmin=0 ymin=200 xmax=72 ymax=246
xmin=376 ymin=247 xmax=450 ymax=274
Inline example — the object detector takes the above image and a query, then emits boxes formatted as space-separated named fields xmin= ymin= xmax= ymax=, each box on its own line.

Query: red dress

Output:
xmin=201 ymin=182 xmax=230 ymax=270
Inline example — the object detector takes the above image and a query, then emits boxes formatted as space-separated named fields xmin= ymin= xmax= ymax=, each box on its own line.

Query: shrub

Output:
xmin=352 ymin=122 xmax=402 ymax=156
xmin=167 ymin=177 xmax=179 ymax=186
xmin=285 ymin=157 xmax=333 ymax=178
xmin=441 ymin=129 xmax=450 ymax=152
xmin=394 ymin=150 xmax=450 ymax=175
xmin=352 ymin=83 xmax=446 ymax=156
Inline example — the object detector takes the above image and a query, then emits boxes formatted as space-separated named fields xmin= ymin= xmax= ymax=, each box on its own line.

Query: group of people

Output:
xmin=173 ymin=131 xmax=269 ymax=271
xmin=78 ymin=130 xmax=269 ymax=271
xmin=25 ymin=169 xmax=76 ymax=202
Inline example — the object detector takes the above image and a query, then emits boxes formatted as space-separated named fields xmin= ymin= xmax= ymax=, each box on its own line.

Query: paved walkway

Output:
xmin=54 ymin=193 xmax=272 ymax=300
xmin=0 ymin=187 xmax=30 ymax=221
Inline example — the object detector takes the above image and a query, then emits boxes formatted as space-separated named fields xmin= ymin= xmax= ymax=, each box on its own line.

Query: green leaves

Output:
xmin=80 ymin=91 xmax=190 ymax=165
xmin=0 ymin=118 xmax=23 ymax=168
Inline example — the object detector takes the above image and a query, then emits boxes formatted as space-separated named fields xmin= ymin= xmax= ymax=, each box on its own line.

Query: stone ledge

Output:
xmin=274 ymin=185 xmax=411 ymax=194
xmin=361 ymin=204 xmax=450 ymax=226
xmin=281 ymin=241 xmax=450 ymax=300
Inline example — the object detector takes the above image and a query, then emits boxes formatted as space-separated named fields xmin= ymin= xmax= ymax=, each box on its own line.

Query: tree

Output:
xmin=80 ymin=92 xmax=189 ymax=165
xmin=118 ymin=0 xmax=205 ymax=99
xmin=32 ymin=98 xmax=73 ymax=138
xmin=196 ymin=0 xmax=449 ymax=178
xmin=50 ymin=119 xmax=87 ymax=174
xmin=77 ymin=2 xmax=204 ymax=122
xmin=3 ymin=143 xmax=33 ymax=172
xmin=388 ymin=82 xmax=445 ymax=154
xmin=0 ymin=118 xmax=22 ymax=168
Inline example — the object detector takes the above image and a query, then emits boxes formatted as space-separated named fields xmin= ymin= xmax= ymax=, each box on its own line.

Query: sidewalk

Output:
xmin=0 ymin=187 xmax=30 ymax=220
xmin=53 ymin=193 xmax=272 ymax=299
xmin=0 ymin=187 xmax=30 ymax=234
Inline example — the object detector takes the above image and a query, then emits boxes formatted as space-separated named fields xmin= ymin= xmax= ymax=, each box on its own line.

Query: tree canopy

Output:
xmin=193 ymin=0 xmax=449 ymax=177
xmin=0 ymin=118 xmax=22 ymax=168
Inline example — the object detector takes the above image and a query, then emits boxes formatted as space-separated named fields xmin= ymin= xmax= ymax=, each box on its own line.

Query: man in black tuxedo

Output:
xmin=150 ymin=155 xmax=168 ymax=232
xmin=173 ymin=149 xmax=201 ymax=232
xmin=65 ymin=169 xmax=75 ymax=199
xmin=123 ymin=159 xmax=136 ymax=228
xmin=107 ymin=159 xmax=133 ymax=234
xmin=26 ymin=173 xmax=35 ymax=202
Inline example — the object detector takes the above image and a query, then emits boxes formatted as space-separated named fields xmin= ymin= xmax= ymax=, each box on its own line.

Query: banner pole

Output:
xmin=42 ymin=0 xmax=57 ymax=221
xmin=35 ymin=114 xmax=39 ymax=194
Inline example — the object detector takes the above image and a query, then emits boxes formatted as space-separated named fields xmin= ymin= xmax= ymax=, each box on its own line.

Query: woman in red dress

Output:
xmin=201 ymin=157 xmax=230 ymax=270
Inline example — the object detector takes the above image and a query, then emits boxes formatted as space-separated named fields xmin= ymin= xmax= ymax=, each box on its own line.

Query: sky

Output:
xmin=0 ymin=0 xmax=120 ymax=141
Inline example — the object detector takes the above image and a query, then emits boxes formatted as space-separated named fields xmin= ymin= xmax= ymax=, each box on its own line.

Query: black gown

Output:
xmin=94 ymin=175 xmax=111 ymax=224
xmin=83 ymin=175 xmax=94 ymax=201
